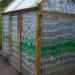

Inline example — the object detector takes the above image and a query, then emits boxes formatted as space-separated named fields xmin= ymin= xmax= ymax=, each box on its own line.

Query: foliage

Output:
xmin=0 ymin=0 xmax=13 ymax=8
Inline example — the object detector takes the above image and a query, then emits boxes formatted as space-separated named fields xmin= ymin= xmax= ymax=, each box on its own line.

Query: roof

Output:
xmin=4 ymin=0 xmax=42 ymax=13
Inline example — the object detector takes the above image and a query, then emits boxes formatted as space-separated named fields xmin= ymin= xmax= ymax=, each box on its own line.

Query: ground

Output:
xmin=0 ymin=55 xmax=20 ymax=75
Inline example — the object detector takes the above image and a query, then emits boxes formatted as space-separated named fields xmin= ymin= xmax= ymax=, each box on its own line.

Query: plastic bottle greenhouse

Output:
xmin=2 ymin=0 xmax=75 ymax=75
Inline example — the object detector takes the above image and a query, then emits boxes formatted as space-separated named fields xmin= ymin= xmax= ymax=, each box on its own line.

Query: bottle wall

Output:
xmin=2 ymin=15 xmax=9 ymax=58
xmin=42 ymin=0 xmax=75 ymax=14
xmin=41 ymin=15 xmax=75 ymax=75
xmin=21 ymin=12 xmax=36 ymax=75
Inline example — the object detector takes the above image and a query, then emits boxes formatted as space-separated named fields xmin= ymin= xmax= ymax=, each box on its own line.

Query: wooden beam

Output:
xmin=16 ymin=15 xmax=21 ymax=72
xmin=2 ymin=16 xmax=4 ymax=56
xmin=8 ymin=15 xmax=11 ymax=62
xmin=9 ymin=15 xmax=12 ymax=66
xmin=35 ymin=10 xmax=42 ymax=75
xmin=1 ymin=7 xmax=39 ymax=15
xmin=40 ymin=11 xmax=75 ymax=18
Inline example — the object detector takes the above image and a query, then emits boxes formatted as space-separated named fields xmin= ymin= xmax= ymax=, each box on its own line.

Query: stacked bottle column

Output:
xmin=41 ymin=16 xmax=75 ymax=75
xmin=42 ymin=0 xmax=75 ymax=14
xmin=11 ymin=16 xmax=18 ymax=65
xmin=21 ymin=12 xmax=36 ymax=75
xmin=2 ymin=15 xmax=9 ymax=58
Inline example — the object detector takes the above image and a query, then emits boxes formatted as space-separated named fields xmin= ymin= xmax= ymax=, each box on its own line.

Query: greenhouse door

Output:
xmin=9 ymin=15 xmax=21 ymax=72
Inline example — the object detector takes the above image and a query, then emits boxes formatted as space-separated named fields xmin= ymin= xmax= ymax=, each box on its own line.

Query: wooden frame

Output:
xmin=35 ymin=10 xmax=42 ymax=75
xmin=9 ymin=14 xmax=16 ymax=68
xmin=2 ymin=0 xmax=75 ymax=75
xmin=1 ymin=7 xmax=38 ymax=15
xmin=17 ymin=15 xmax=21 ymax=72
xmin=2 ymin=15 xmax=3 ymax=57
xmin=9 ymin=14 xmax=21 ymax=72
xmin=8 ymin=15 xmax=12 ymax=62
xmin=2 ymin=16 xmax=4 ymax=56
xmin=35 ymin=2 xmax=75 ymax=75
xmin=40 ymin=11 xmax=75 ymax=18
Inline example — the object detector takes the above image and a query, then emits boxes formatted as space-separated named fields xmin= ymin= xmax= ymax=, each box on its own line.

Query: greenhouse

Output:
xmin=2 ymin=0 xmax=75 ymax=75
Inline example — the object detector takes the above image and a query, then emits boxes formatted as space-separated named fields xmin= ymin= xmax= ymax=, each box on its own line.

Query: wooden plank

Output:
xmin=2 ymin=7 xmax=38 ymax=15
xmin=2 ymin=16 xmax=4 ymax=56
xmin=8 ymin=15 xmax=11 ymax=62
xmin=35 ymin=10 xmax=42 ymax=75
xmin=40 ymin=11 xmax=75 ymax=18
xmin=9 ymin=15 xmax=12 ymax=65
xmin=16 ymin=15 xmax=21 ymax=72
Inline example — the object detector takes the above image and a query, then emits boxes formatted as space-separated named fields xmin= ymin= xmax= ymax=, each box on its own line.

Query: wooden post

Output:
xmin=17 ymin=15 xmax=21 ymax=72
xmin=2 ymin=15 xmax=3 ymax=55
xmin=35 ymin=10 xmax=42 ymax=75
xmin=8 ymin=15 xmax=11 ymax=62
xmin=9 ymin=15 xmax=12 ymax=65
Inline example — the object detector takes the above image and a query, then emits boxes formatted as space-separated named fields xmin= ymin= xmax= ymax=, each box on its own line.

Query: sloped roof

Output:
xmin=4 ymin=0 xmax=42 ymax=13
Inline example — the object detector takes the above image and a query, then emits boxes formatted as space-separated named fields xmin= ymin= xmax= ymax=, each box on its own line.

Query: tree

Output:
xmin=0 ymin=0 xmax=13 ymax=7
